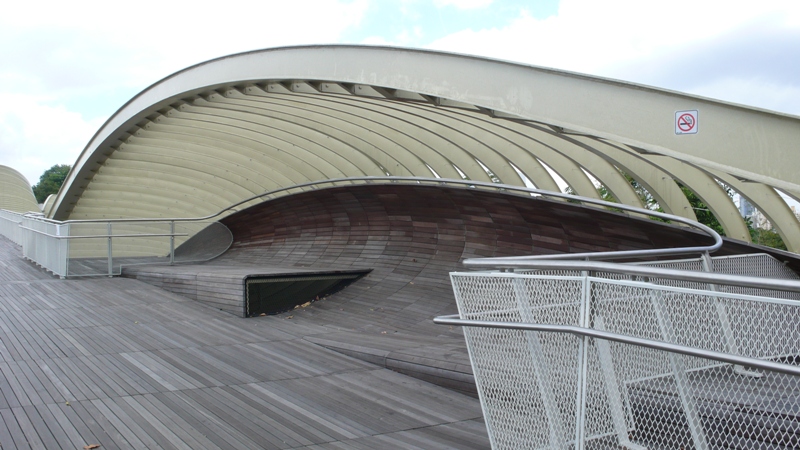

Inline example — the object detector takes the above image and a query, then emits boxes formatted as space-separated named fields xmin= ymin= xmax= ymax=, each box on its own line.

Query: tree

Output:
xmin=32 ymin=164 xmax=71 ymax=204
xmin=566 ymin=172 xmax=789 ymax=250
xmin=745 ymin=217 xmax=788 ymax=251
xmin=676 ymin=183 xmax=726 ymax=236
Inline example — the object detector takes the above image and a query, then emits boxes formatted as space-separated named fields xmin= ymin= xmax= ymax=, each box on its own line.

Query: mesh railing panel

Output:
xmin=451 ymin=270 xmax=800 ymax=449
xmin=633 ymin=254 xmax=800 ymax=300
xmin=711 ymin=254 xmax=800 ymax=300
xmin=0 ymin=210 xmax=24 ymax=245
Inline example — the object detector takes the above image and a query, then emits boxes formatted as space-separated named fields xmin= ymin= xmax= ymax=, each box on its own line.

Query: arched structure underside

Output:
xmin=0 ymin=165 xmax=39 ymax=213
xmin=124 ymin=184 xmax=800 ymax=393
xmin=53 ymin=46 xmax=800 ymax=251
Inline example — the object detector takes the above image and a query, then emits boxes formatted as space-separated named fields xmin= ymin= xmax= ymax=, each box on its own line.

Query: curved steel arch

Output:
xmin=52 ymin=45 xmax=800 ymax=252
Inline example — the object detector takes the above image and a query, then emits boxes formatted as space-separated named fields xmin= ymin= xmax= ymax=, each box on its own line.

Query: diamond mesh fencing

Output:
xmin=451 ymin=264 xmax=800 ymax=449
xmin=634 ymin=254 xmax=800 ymax=300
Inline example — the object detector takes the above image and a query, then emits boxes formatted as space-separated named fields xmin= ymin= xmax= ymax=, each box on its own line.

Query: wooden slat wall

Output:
xmin=218 ymin=185 xmax=718 ymax=331
xmin=125 ymin=184 xmax=799 ymax=395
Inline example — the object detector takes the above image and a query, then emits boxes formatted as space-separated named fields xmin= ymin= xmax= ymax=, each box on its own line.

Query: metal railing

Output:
xmin=0 ymin=176 xmax=712 ymax=278
xmin=0 ymin=211 xmax=233 ymax=278
xmin=434 ymin=188 xmax=800 ymax=448
xmin=0 ymin=209 xmax=27 ymax=246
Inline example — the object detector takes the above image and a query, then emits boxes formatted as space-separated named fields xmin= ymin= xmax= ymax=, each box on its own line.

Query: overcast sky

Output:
xmin=1 ymin=0 xmax=798 ymax=185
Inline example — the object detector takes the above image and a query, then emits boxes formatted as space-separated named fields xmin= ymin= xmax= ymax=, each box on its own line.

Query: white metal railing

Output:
xmin=0 ymin=176 xmax=719 ymax=278
xmin=20 ymin=214 xmax=69 ymax=276
xmin=437 ymin=263 xmax=800 ymax=449
xmin=0 ymin=209 xmax=26 ymax=245
xmin=435 ymin=185 xmax=800 ymax=449
xmin=1 ymin=210 xmax=232 ymax=277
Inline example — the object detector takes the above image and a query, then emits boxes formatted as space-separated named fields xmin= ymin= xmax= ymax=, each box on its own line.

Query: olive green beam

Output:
xmin=237 ymin=87 xmax=601 ymax=199
xmin=247 ymin=88 xmax=492 ymax=182
xmin=241 ymin=88 xmax=466 ymax=180
xmin=495 ymin=121 xmax=641 ymax=207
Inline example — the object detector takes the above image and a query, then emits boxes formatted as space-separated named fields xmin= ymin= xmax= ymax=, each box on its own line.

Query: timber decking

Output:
xmin=122 ymin=184 xmax=800 ymax=397
xmin=0 ymin=236 xmax=488 ymax=449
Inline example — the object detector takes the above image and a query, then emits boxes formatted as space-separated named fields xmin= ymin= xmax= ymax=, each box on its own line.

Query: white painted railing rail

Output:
xmin=0 ymin=176 xmax=720 ymax=278
xmin=435 ymin=185 xmax=800 ymax=449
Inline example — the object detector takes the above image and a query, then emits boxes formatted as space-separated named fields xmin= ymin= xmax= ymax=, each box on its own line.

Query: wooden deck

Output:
xmin=121 ymin=184 xmax=800 ymax=400
xmin=0 ymin=236 xmax=488 ymax=449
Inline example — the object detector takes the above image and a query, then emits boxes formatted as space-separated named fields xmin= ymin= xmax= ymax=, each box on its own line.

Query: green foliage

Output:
xmin=563 ymin=173 xmax=789 ymax=251
xmin=745 ymin=217 xmax=788 ymax=251
xmin=676 ymin=183 xmax=726 ymax=236
xmin=616 ymin=172 xmax=670 ymax=221
xmin=32 ymin=164 xmax=71 ymax=204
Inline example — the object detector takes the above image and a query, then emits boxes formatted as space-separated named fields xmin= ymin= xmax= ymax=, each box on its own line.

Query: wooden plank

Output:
xmin=137 ymin=393 xmax=224 ymax=449
xmin=46 ymin=402 xmax=106 ymax=450
xmin=19 ymin=404 xmax=61 ymax=449
xmin=33 ymin=403 xmax=85 ymax=449
xmin=70 ymin=399 xmax=133 ymax=449
xmin=90 ymin=397 xmax=153 ymax=449
xmin=168 ymin=389 xmax=272 ymax=449
xmin=0 ymin=407 xmax=30 ymax=449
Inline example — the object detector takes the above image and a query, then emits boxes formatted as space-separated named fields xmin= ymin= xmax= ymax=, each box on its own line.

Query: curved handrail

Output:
xmin=459 ymin=260 xmax=800 ymax=293
xmin=42 ymin=176 xmax=720 ymax=262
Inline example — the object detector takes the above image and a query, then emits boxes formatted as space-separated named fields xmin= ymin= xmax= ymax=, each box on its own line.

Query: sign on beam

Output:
xmin=675 ymin=110 xmax=698 ymax=135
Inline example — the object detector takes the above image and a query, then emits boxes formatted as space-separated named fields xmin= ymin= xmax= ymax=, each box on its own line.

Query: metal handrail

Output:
xmin=462 ymin=259 xmax=800 ymax=293
xmin=8 ymin=176 xmax=724 ymax=280
xmin=32 ymin=176 xmax=718 ymax=257
xmin=434 ymin=314 xmax=800 ymax=377
xmin=16 ymin=176 xmax=720 ymax=263
xmin=19 ymin=226 xmax=188 ymax=240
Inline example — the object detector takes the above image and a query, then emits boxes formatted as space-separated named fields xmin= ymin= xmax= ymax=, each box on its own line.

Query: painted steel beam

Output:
xmin=49 ymin=45 xmax=798 ymax=256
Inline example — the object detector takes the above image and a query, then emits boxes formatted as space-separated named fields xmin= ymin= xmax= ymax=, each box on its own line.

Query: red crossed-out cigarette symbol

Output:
xmin=678 ymin=113 xmax=695 ymax=132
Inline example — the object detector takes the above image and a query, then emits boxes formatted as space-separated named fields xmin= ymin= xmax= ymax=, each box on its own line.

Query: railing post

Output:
xmin=573 ymin=270 xmax=592 ymax=450
xmin=107 ymin=222 xmax=113 ymax=277
xmin=169 ymin=221 xmax=175 ymax=265
xmin=511 ymin=277 xmax=566 ymax=447
xmin=64 ymin=222 xmax=70 ymax=278
xmin=594 ymin=316 xmax=647 ymax=450
xmin=649 ymin=288 xmax=709 ymax=450
xmin=701 ymin=251 xmax=761 ymax=378
xmin=56 ymin=222 xmax=68 ymax=278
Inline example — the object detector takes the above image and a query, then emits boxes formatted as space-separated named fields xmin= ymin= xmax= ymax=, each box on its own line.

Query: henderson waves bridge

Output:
xmin=1 ymin=46 xmax=800 ymax=449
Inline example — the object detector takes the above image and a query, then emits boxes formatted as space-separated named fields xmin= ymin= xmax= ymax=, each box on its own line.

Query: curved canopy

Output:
xmin=52 ymin=45 xmax=800 ymax=252
xmin=0 ymin=165 xmax=39 ymax=213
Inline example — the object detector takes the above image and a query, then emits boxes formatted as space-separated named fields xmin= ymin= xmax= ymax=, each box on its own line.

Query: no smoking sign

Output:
xmin=675 ymin=110 xmax=698 ymax=135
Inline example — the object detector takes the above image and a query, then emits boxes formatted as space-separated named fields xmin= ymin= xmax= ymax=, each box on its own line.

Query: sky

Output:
xmin=1 ymin=0 xmax=799 ymax=187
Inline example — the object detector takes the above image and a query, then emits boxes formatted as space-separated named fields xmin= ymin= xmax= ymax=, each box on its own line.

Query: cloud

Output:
xmin=2 ymin=0 xmax=799 ymax=185
xmin=434 ymin=0 xmax=493 ymax=9
xmin=0 ymin=0 xmax=369 ymax=183
xmin=423 ymin=0 xmax=800 ymax=115
xmin=0 ymin=93 xmax=102 ymax=184
xmin=1 ymin=0 xmax=369 ymax=92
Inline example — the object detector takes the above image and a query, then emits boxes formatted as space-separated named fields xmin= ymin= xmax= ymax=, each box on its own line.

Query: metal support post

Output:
xmin=512 ymin=277 xmax=567 ymax=448
xmin=594 ymin=316 xmax=647 ymax=450
xmin=107 ymin=222 xmax=113 ymax=277
xmin=169 ymin=221 xmax=175 ymax=265
xmin=573 ymin=271 xmax=591 ymax=450
xmin=650 ymin=290 xmax=708 ymax=450
xmin=700 ymin=252 xmax=761 ymax=378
